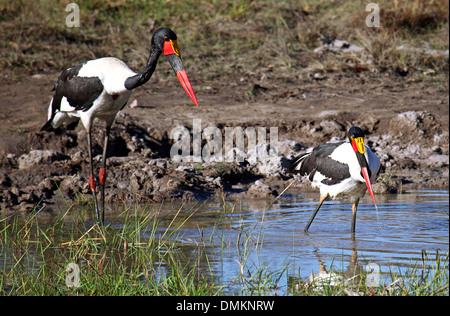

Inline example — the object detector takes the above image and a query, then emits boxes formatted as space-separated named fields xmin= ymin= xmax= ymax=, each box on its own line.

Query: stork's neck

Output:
xmin=124 ymin=48 xmax=161 ymax=90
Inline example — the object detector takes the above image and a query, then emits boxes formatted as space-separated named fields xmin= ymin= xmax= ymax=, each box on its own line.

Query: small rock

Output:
xmin=320 ymin=120 xmax=342 ymax=134
xmin=277 ymin=139 xmax=305 ymax=158
xmin=427 ymin=155 xmax=449 ymax=168
xmin=130 ymin=174 xmax=142 ymax=191
xmin=37 ymin=178 xmax=56 ymax=193
xmin=313 ymin=73 xmax=327 ymax=81
xmin=129 ymin=99 xmax=139 ymax=108
xmin=59 ymin=175 xmax=88 ymax=196
xmin=373 ymin=182 xmax=397 ymax=194
xmin=314 ymin=39 xmax=364 ymax=53
xmin=248 ymin=180 xmax=274 ymax=198
xmin=18 ymin=150 xmax=67 ymax=169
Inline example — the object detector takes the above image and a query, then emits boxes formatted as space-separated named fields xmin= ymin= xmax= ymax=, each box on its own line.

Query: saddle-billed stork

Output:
xmin=290 ymin=126 xmax=380 ymax=233
xmin=41 ymin=27 xmax=199 ymax=224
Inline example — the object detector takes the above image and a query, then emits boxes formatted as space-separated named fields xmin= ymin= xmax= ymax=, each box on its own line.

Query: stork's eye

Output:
xmin=164 ymin=37 xmax=170 ymax=41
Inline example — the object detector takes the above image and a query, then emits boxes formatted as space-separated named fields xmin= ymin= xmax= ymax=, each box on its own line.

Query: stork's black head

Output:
xmin=151 ymin=28 xmax=178 ymax=55
xmin=150 ymin=27 xmax=199 ymax=106
xmin=348 ymin=126 xmax=365 ymax=140
xmin=348 ymin=126 xmax=367 ymax=162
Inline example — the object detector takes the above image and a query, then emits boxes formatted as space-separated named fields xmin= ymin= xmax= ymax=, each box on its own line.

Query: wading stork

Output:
xmin=290 ymin=126 xmax=380 ymax=233
xmin=41 ymin=27 xmax=199 ymax=224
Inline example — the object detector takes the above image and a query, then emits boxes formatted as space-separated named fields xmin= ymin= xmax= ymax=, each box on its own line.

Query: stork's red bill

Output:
xmin=350 ymin=136 xmax=377 ymax=206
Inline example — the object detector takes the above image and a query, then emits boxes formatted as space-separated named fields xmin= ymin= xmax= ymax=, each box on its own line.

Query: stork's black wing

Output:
xmin=41 ymin=62 xmax=104 ymax=131
xmin=291 ymin=142 xmax=351 ymax=185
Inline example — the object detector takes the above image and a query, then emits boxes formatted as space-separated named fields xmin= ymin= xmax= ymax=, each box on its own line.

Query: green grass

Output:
xmin=1 ymin=202 xmax=448 ymax=296
xmin=0 ymin=202 xmax=223 ymax=295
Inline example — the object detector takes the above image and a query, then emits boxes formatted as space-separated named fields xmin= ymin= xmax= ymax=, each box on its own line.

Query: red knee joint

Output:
xmin=99 ymin=168 xmax=106 ymax=185
xmin=89 ymin=174 xmax=96 ymax=192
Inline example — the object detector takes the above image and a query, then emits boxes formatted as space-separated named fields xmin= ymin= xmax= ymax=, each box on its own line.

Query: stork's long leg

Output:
xmin=351 ymin=199 xmax=359 ymax=234
xmin=304 ymin=193 xmax=329 ymax=232
xmin=87 ymin=131 xmax=101 ymax=223
xmin=99 ymin=125 xmax=111 ymax=224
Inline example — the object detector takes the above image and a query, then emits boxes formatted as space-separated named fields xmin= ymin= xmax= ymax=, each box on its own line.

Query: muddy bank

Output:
xmin=1 ymin=102 xmax=448 ymax=211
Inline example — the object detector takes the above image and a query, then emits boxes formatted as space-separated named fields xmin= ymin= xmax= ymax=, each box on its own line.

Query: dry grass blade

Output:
xmin=59 ymin=223 xmax=105 ymax=247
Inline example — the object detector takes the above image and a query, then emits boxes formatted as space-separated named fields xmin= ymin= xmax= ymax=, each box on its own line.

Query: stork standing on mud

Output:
xmin=41 ymin=28 xmax=199 ymax=224
xmin=290 ymin=126 xmax=380 ymax=233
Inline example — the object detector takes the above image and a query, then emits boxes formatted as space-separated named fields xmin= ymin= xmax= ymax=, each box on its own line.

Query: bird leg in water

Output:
xmin=351 ymin=200 xmax=359 ymax=234
xmin=99 ymin=126 xmax=110 ymax=224
xmin=305 ymin=193 xmax=329 ymax=232
xmin=87 ymin=132 xmax=101 ymax=223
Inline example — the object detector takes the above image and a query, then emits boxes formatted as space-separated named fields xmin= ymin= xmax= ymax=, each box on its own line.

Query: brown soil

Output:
xmin=0 ymin=69 xmax=448 ymax=211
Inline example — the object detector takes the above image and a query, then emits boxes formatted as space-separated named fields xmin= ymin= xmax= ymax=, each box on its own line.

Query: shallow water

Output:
xmin=2 ymin=190 xmax=448 ymax=294
xmin=144 ymin=190 xmax=449 ymax=293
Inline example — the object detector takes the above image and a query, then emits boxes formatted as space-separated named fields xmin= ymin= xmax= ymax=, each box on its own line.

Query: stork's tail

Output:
xmin=40 ymin=118 xmax=79 ymax=133
xmin=40 ymin=120 xmax=54 ymax=132
xmin=289 ymin=153 xmax=310 ymax=174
